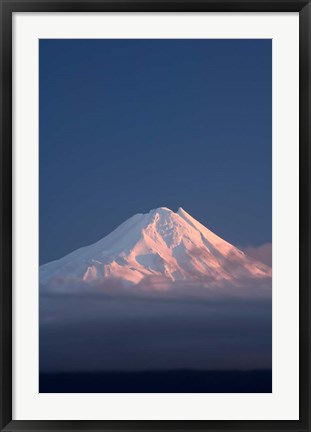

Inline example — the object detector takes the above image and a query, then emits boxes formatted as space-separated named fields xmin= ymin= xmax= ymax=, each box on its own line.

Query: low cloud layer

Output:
xmin=243 ymin=243 xmax=272 ymax=266
xmin=40 ymin=278 xmax=272 ymax=373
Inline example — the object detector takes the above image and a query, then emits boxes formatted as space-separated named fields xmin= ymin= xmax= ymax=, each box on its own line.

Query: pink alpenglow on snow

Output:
xmin=40 ymin=207 xmax=272 ymax=290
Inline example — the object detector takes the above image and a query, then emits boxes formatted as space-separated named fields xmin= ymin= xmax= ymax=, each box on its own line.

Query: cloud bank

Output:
xmin=243 ymin=243 xmax=272 ymax=266
xmin=40 ymin=278 xmax=272 ymax=373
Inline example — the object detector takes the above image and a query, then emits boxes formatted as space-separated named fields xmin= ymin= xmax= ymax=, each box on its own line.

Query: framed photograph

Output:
xmin=1 ymin=1 xmax=310 ymax=431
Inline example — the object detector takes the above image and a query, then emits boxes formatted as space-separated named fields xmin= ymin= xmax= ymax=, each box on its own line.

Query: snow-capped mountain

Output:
xmin=40 ymin=207 xmax=271 ymax=289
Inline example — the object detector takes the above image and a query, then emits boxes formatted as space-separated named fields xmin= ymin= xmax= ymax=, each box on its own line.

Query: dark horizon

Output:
xmin=40 ymin=369 xmax=272 ymax=393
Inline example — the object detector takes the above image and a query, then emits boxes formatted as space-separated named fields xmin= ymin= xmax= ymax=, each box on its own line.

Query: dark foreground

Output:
xmin=40 ymin=369 xmax=272 ymax=393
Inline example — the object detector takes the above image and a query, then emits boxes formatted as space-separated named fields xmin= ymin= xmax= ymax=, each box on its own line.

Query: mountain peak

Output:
xmin=40 ymin=206 xmax=272 ymax=290
xmin=177 ymin=206 xmax=189 ymax=216
xmin=149 ymin=207 xmax=173 ymax=215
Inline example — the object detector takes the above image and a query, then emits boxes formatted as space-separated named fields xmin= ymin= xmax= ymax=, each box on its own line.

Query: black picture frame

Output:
xmin=0 ymin=1 xmax=310 ymax=431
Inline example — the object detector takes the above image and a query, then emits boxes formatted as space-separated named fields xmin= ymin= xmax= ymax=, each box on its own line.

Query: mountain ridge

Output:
xmin=40 ymin=207 xmax=271 ymax=289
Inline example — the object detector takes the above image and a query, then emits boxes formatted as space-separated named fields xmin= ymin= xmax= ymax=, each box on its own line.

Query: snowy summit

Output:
xmin=40 ymin=207 xmax=271 ymax=289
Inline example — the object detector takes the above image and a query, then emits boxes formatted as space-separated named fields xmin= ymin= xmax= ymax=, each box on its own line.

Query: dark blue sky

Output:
xmin=40 ymin=39 xmax=271 ymax=265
